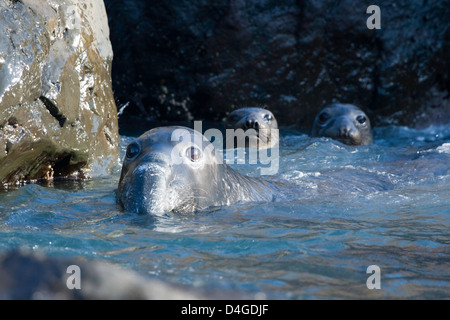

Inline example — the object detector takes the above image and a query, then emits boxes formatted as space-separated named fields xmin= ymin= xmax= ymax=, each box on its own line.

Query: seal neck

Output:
xmin=218 ymin=165 xmax=278 ymax=204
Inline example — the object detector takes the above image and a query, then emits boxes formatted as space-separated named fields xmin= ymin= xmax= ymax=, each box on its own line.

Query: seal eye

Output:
xmin=126 ymin=142 xmax=140 ymax=159
xmin=318 ymin=112 xmax=330 ymax=124
xmin=264 ymin=113 xmax=273 ymax=122
xmin=186 ymin=146 xmax=202 ymax=162
xmin=356 ymin=115 xmax=367 ymax=125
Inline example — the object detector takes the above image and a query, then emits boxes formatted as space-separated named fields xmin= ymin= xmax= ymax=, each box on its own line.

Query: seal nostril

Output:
xmin=245 ymin=119 xmax=260 ymax=130
xmin=340 ymin=126 xmax=351 ymax=137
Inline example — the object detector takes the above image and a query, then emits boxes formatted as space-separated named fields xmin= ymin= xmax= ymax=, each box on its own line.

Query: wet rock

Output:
xmin=0 ymin=0 xmax=120 ymax=186
xmin=105 ymin=0 xmax=449 ymax=129
xmin=0 ymin=249 xmax=204 ymax=299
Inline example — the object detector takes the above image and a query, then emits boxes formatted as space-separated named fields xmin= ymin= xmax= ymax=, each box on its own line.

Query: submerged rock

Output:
xmin=105 ymin=0 xmax=449 ymax=129
xmin=0 ymin=249 xmax=204 ymax=299
xmin=0 ymin=0 xmax=119 ymax=186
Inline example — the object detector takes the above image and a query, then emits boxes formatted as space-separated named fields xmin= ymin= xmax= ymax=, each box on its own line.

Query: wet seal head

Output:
xmin=310 ymin=103 xmax=373 ymax=146
xmin=118 ymin=126 xmax=220 ymax=215
xmin=117 ymin=126 xmax=280 ymax=215
xmin=225 ymin=107 xmax=279 ymax=149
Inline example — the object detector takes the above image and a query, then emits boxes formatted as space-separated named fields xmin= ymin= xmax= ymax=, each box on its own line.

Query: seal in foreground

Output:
xmin=117 ymin=126 xmax=283 ymax=215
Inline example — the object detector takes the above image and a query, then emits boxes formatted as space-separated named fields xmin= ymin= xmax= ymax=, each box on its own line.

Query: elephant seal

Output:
xmin=310 ymin=104 xmax=373 ymax=146
xmin=117 ymin=126 xmax=284 ymax=215
xmin=225 ymin=107 xmax=279 ymax=149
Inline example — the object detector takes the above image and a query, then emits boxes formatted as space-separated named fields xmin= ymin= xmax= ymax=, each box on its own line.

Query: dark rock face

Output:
xmin=0 ymin=0 xmax=120 ymax=186
xmin=106 ymin=0 xmax=449 ymax=129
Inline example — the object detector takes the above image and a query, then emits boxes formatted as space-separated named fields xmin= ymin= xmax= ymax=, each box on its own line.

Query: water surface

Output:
xmin=0 ymin=125 xmax=449 ymax=299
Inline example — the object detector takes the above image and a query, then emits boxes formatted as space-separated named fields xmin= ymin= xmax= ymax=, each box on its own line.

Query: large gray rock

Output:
xmin=0 ymin=0 xmax=119 ymax=186
xmin=0 ymin=249 xmax=204 ymax=299
xmin=106 ymin=0 xmax=449 ymax=129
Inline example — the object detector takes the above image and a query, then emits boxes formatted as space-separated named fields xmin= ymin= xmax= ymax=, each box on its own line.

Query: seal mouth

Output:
xmin=253 ymin=128 xmax=277 ymax=148
xmin=229 ymin=126 xmax=274 ymax=149
xmin=336 ymin=128 xmax=361 ymax=145
xmin=335 ymin=136 xmax=361 ymax=146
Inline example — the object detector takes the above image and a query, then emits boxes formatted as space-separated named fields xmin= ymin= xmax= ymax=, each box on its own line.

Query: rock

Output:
xmin=0 ymin=249 xmax=204 ymax=299
xmin=105 ymin=0 xmax=449 ymax=129
xmin=0 ymin=0 xmax=120 ymax=186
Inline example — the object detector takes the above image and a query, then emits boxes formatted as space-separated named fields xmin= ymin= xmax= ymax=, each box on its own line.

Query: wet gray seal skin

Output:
xmin=310 ymin=104 xmax=373 ymax=146
xmin=117 ymin=126 xmax=284 ymax=215
xmin=225 ymin=107 xmax=279 ymax=149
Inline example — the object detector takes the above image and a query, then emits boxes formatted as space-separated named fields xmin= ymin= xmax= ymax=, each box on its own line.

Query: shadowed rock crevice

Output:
xmin=39 ymin=96 xmax=67 ymax=128
xmin=0 ymin=138 xmax=88 ymax=184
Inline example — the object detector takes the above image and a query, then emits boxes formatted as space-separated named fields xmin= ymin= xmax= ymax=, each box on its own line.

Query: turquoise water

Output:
xmin=1 ymin=125 xmax=449 ymax=299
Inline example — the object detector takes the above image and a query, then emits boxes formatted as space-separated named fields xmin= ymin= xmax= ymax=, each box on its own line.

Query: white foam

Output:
xmin=436 ymin=143 xmax=450 ymax=154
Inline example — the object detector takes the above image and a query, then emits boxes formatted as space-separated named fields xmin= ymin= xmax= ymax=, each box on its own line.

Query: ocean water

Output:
xmin=0 ymin=125 xmax=449 ymax=299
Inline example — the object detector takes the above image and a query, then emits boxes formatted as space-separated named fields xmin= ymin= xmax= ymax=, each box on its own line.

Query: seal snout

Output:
xmin=244 ymin=118 xmax=260 ymax=131
xmin=139 ymin=151 xmax=170 ymax=167
xmin=339 ymin=125 xmax=351 ymax=137
xmin=337 ymin=118 xmax=357 ymax=138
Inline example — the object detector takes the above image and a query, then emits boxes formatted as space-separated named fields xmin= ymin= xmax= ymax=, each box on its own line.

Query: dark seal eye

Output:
xmin=318 ymin=112 xmax=330 ymax=124
xmin=356 ymin=115 xmax=367 ymax=125
xmin=126 ymin=142 xmax=140 ymax=159
xmin=186 ymin=146 xmax=202 ymax=162
xmin=264 ymin=113 xmax=273 ymax=121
